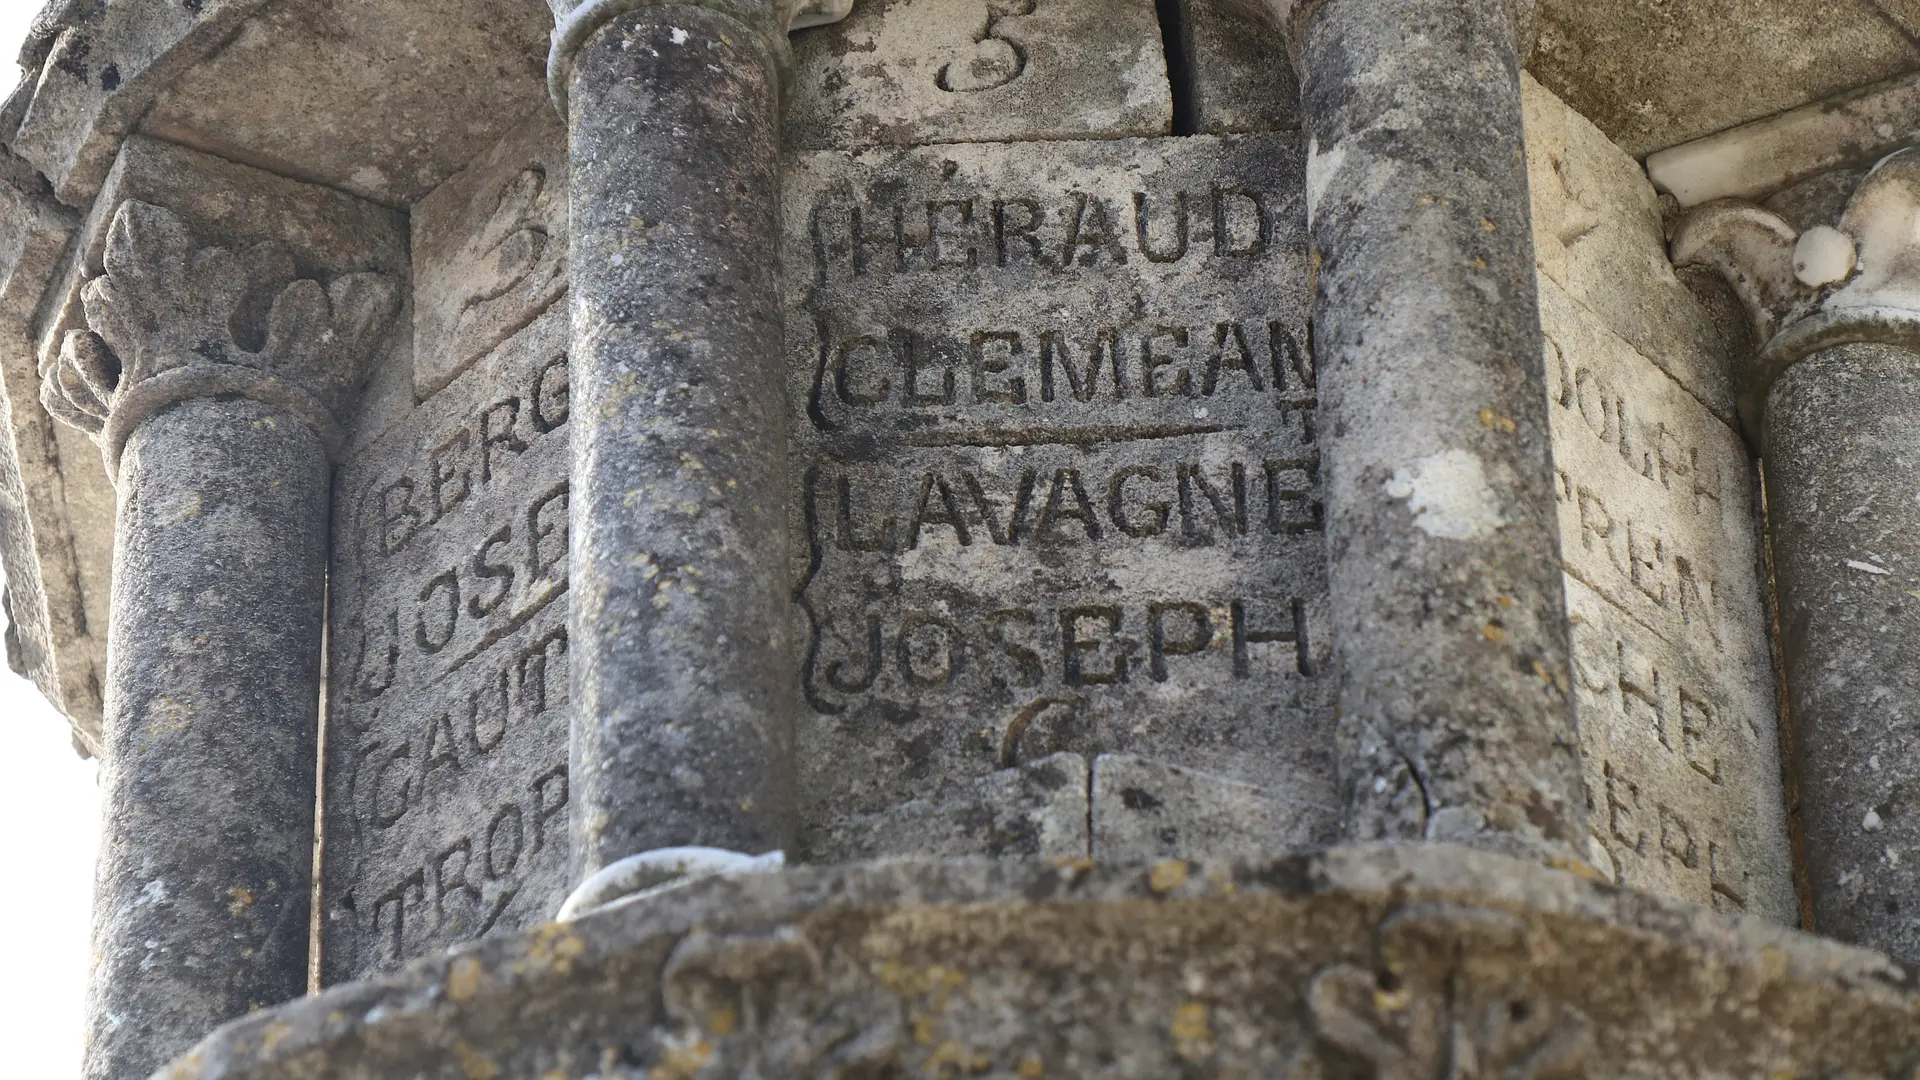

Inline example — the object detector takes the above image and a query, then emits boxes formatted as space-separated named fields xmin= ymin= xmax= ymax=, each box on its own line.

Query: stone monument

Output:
xmin=0 ymin=0 xmax=1915 ymax=1076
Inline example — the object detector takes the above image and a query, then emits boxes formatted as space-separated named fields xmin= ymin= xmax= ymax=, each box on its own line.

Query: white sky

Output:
xmin=0 ymin=2 xmax=106 ymax=1078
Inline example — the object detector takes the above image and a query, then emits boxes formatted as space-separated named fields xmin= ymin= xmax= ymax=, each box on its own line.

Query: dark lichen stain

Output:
xmin=1121 ymin=786 xmax=1164 ymax=811
xmin=55 ymin=38 xmax=90 ymax=81
xmin=101 ymin=63 xmax=120 ymax=91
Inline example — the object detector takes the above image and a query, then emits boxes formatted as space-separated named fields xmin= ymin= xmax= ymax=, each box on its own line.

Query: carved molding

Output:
xmin=39 ymin=199 xmax=398 ymax=478
xmin=545 ymin=0 xmax=856 ymax=117
xmin=1673 ymin=148 xmax=1920 ymax=440
xmin=1307 ymin=904 xmax=1594 ymax=1080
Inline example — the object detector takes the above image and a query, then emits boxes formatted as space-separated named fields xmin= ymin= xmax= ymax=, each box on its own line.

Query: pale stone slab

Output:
xmin=784 ymin=133 xmax=1334 ymax=862
xmin=1539 ymin=280 xmax=1794 ymax=923
xmin=786 ymin=0 xmax=1172 ymax=151
xmin=321 ymin=310 xmax=572 ymax=983
xmin=1523 ymin=75 xmax=1737 ymax=420
xmin=412 ymin=110 xmax=567 ymax=401
xmin=1090 ymin=753 xmax=1333 ymax=862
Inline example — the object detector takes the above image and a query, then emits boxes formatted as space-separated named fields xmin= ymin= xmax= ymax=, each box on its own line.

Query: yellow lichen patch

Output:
xmin=650 ymin=1037 xmax=713 ymax=1080
xmin=447 ymin=956 xmax=486 ymax=1003
xmin=147 ymin=698 xmax=195 ymax=738
xmin=1482 ymin=621 xmax=1506 ymax=642
xmin=260 ymin=1020 xmax=293 ymax=1055
xmin=1548 ymin=856 xmax=1606 ymax=882
xmin=452 ymin=1040 xmax=501 ymax=1080
xmin=706 ymin=1005 xmax=737 ymax=1037
xmin=1017 ymin=1057 xmax=1046 ymax=1078
xmin=1170 ymin=1001 xmax=1214 ymax=1061
xmin=1149 ymin=860 xmax=1189 ymax=893
xmin=1481 ymin=217 xmax=1498 ymax=232
xmin=1373 ymin=981 xmax=1411 ymax=1013
xmin=226 ymin=885 xmax=256 ymax=917
xmin=518 ymin=922 xmax=587 ymax=976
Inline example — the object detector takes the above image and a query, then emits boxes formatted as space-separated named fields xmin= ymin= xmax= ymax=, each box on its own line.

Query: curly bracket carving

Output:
xmin=1307 ymin=904 xmax=1594 ymax=1080
xmin=39 ymin=200 xmax=399 ymax=478
xmin=654 ymin=926 xmax=903 ymax=1080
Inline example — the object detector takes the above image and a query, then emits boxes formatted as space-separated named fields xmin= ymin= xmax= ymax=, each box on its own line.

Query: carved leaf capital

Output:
xmin=39 ymin=200 xmax=398 ymax=477
xmin=1673 ymin=148 xmax=1920 ymax=437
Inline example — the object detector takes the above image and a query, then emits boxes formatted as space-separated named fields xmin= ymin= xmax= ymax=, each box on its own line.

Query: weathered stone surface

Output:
xmin=0 ymin=155 xmax=96 ymax=748
xmin=1522 ymin=75 xmax=1738 ymax=421
xmin=1092 ymin=752 xmax=1334 ymax=862
xmin=784 ymin=132 xmax=1333 ymax=862
xmin=566 ymin=11 xmax=799 ymax=876
xmin=50 ymin=198 xmax=402 ymax=1080
xmin=137 ymin=0 xmax=552 ymax=206
xmin=6 ymin=0 xmax=274 ymax=206
xmin=786 ymin=0 xmax=1172 ymax=151
xmin=1179 ymin=0 xmax=1298 ymax=135
xmin=322 ymin=310 xmax=572 ymax=984
xmin=159 ymin=845 xmax=1920 ymax=1080
xmin=1765 ymin=342 xmax=1920 ymax=962
xmin=1530 ymin=0 xmax=1920 ymax=158
xmin=1539 ymin=282 xmax=1791 ymax=921
xmin=411 ymin=109 xmax=567 ymax=402
xmin=814 ymin=752 xmax=1090 ymax=862
xmin=1298 ymin=0 xmax=1583 ymax=861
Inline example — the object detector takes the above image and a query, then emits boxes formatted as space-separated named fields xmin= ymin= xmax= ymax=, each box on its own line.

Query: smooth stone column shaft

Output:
xmin=566 ymin=9 xmax=796 ymax=878
xmin=1764 ymin=341 xmax=1920 ymax=961
xmin=87 ymin=398 xmax=328 ymax=1080
xmin=1296 ymin=0 xmax=1583 ymax=861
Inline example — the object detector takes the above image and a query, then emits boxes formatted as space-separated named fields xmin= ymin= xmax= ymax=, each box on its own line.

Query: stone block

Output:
xmin=320 ymin=310 xmax=573 ymax=983
xmin=810 ymin=752 xmax=1090 ymax=862
xmin=162 ymin=848 xmax=1920 ymax=1080
xmin=783 ymin=132 xmax=1336 ymax=861
xmin=1539 ymin=279 xmax=1795 ymax=923
xmin=786 ymin=0 xmax=1172 ymax=150
xmin=1090 ymin=753 xmax=1334 ymax=862
xmin=1523 ymin=76 xmax=1737 ymax=420
xmin=411 ymin=109 xmax=568 ymax=400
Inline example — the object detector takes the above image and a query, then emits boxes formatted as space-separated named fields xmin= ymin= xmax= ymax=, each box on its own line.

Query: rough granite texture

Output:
xmin=1766 ymin=343 xmax=1920 ymax=963
xmin=784 ymin=133 xmax=1335 ymax=863
xmin=1298 ymin=0 xmax=1584 ymax=862
xmin=566 ymin=10 xmax=799 ymax=876
xmin=158 ymin=846 xmax=1920 ymax=1080
xmin=785 ymin=0 xmax=1172 ymax=151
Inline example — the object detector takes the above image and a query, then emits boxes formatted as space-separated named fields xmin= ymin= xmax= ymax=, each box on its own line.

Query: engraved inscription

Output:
xmin=1539 ymin=282 xmax=1793 ymax=922
xmin=412 ymin=110 xmax=569 ymax=398
xmin=785 ymin=135 xmax=1334 ymax=860
xmin=323 ymin=310 xmax=572 ymax=982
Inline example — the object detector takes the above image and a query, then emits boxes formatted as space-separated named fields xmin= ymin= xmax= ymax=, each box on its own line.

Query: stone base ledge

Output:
xmin=159 ymin=844 xmax=1919 ymax=1079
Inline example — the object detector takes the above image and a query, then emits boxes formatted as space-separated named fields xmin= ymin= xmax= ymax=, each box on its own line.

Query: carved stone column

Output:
xmin=41 ymin=200 xmax=397 ymax=1080
xmin=1277 ymin=0 xmax=1585 ymax=862
xmin=545 ymin=0 xmax=850 ymax=904
xmin=1675 ymin=150 xmax=1920 ymax=961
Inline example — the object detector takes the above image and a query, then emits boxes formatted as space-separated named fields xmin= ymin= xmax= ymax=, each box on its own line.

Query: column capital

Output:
xmin=545 ymin=0 xmax=855 ymax=117
xmin=39 ymin=199 xmax=399 ymax=480
xmin=1672 ymin=148 xmax=1920 ymax=442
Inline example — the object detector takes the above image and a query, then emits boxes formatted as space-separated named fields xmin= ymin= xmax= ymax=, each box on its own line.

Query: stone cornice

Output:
xmin=544 ymin=0 xmax=856 ymax=118
xmin=1673 ymin=148 xmax=1920 ymax=443
xmin=39 ymin=200 xmax=398 ymax=479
